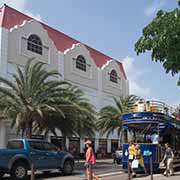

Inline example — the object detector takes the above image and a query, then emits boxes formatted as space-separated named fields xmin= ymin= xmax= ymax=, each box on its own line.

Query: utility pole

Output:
xmin=150 ymin=156 xmax=153 ymax=180
xmin=89 ymin=164 xmax=93 ymax=180
xmin=31 ymin=163 xmax=35 ymax=180
xmin=128 ymin=161 xmax=131 ymax=180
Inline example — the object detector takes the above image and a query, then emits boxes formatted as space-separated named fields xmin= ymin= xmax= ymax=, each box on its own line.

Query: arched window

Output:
xmin=110 ymin=69 xmax=118 ymax=83
xmin=76 ymin=55 xmax=86 ymax=72
xmin=27 ymin=34 xmax=42 ymax=55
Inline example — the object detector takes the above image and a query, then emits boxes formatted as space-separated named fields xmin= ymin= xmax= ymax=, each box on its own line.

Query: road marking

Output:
xmin=98 ymin=171 xmax=123 ymax=177
xmin=78 ymin=171 xmax=123 ymax=179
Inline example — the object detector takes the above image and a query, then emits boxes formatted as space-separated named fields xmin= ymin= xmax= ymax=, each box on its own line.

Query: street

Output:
xmin=37 ymin=170 xmax=180 ymax=180
xmin=2 ymin=159 xmax=180 ymax=180
xmin=2 ymin=159 xmax=122 ymax=180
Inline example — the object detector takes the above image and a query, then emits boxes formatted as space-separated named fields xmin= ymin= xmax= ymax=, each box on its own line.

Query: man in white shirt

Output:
xmin=151 ymin=132 xmax=159 ymax=144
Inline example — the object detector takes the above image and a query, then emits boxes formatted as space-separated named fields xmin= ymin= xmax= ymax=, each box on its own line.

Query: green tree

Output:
xmin=0 ymin=59 xmax=72 ymax=138
xmin=135 ymin=1 xmax=180 ymax=84
xmin=35 ymin=86 xmax=97 ymax=148
xmin=66 ymin=86 xmax=97 ymax=138
xmin=97 ymin=95 xmax=137 ymax=143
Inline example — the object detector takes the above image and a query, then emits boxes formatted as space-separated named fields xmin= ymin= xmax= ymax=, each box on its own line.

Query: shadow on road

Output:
xmin=3 ymin=172 xmax=81 ymax=180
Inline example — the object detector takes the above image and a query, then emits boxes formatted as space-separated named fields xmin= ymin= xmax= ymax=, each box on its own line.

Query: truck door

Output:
xmin=41 ymin=142 xmax=59 ymax=169
xmin=29 ymin=141 xmax=48 ymax=170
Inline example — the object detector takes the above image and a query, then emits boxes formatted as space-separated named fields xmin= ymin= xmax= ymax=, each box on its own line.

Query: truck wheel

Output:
xmin=62 ymin=160 xmax=74 ymax=175
xmin=0 ymin=172 xmax=5 ymax=178
xmin=11 ymin=162 xmax=28 ymax=180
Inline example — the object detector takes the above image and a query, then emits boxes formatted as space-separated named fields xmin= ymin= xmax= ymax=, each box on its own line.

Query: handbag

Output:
xmin=131 ymin=159 xmax=139 ymax=169
xmin=84 ymin=162 xmax=90 ymax=168
xmin=159 ymin=161 xmax=165 ymax=168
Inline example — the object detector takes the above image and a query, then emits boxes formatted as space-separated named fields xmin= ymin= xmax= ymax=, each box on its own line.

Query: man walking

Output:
xmin=162 ymin=143 xmax=174 ymax=176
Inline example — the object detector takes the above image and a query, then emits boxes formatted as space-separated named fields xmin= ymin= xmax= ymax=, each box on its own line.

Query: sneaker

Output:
xmin=132 ymin=173 xmax=136 ymax=178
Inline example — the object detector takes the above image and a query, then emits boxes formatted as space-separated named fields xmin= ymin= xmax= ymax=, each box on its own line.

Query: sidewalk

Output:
xmin=42 ymin=170 xmax=180 ymax=180
xmin=135 ymin=172 xmax=180 ymax=180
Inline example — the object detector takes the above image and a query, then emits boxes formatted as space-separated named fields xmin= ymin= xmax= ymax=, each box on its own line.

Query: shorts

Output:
xmin=128 ymin=155 xmax=134 ymax=163
xmin=85 ymin=163 xmax=93 ymax=170
xmin=128 ymin=159 xmax=134 ymax=163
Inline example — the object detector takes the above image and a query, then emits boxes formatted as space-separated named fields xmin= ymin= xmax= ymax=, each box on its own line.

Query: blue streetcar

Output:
xmin=122 ymin=100 xmax=180 ymax=172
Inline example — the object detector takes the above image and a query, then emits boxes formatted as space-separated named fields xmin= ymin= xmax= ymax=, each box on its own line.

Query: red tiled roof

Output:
xmin=0 ymin=4 xmax=127 ymax=80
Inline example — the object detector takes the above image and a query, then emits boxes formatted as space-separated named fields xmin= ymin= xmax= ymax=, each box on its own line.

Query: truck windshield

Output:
xmin=7 ymin=141 xmax=24 ymax=150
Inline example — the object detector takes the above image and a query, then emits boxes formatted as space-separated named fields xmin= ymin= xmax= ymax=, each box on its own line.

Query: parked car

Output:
xmin=0 ymin=139 xmax=74 ymax=180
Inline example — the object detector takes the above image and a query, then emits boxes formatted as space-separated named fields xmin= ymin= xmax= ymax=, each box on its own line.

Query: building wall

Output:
xmin=7 ymin=20 xmax=59 ymax=72
xmin=102 ymin=60 xmax=125 ymax=97
xmin=64 ymin=43 xmax=98 ymax=90
xmin=0 ymin=27 xmax=8 ymax=78
xmin=0 ymin=27 xmax=9 ymax=148
xmin=0 ymin=20 xmax=129 ymax=152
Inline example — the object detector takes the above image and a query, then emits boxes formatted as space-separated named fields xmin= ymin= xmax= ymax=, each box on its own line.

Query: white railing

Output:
xmin=129 ymin=99 xmax=177 ymax=118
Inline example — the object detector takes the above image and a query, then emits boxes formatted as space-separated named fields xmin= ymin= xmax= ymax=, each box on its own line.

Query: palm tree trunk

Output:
xmin=24 ymin=121 xmax=32 ymax=138
xmin=124 ymin=129 xmax=128 ymax=143
xmin=119 ymin=131 xmax=123 ymax=148
xmin=62 ymin=136 xmax=67 ymax=151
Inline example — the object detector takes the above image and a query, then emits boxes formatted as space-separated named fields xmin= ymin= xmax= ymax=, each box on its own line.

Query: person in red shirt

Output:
xmin=84 ymin=140 xmax=102 ymax=180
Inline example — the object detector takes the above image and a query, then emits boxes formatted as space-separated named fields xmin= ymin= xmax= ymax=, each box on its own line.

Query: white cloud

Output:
xmin=0 ymin=0 xmax=42 ymax=21
xmin=123 ymin=56 xmax=151 ymax=98
xmin=145 ymin=0 xmax=166 ymax=17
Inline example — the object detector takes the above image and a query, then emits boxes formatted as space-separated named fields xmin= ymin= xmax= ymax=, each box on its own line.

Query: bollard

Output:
xmin=150 ymin=156 xmax=153 ymax=180
xmin=89 ymin=164 xmax=93 ymax=180
xmin=31 ymin=163 xmax=35 ymax=180
xmin=128 ymin=161 xmax=131 ymax=180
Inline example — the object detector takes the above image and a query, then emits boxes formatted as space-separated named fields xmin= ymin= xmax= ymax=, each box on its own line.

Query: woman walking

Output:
xmin=128 ymin=141 xmax=136 ymax=177
xmin=84 ymin=140 xmax=102 ymax=180
xmin=135 ymin=144 xmax=148 ymax=176
xmin=162 ymin=143 xmax=174 ymax=177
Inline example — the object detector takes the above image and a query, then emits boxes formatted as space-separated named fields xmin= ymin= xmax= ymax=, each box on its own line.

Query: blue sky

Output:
xmin=1 ymin=0 xmax=180 ymax=106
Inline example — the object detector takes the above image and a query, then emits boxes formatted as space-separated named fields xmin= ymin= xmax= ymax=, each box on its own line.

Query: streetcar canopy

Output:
xmin=122 ymin=100 xmax=180 ymax=135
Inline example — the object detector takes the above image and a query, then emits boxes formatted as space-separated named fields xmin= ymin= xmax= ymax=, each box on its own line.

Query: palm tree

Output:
xmin=67 ymin=86 xmax=97 ymax=137
xmin=34 ymin=86 xmax=97 ymax=149
xmin=97 ymin=95 xmax=137 ymax=144
xmin=0 ymin=59 xmax=72 ymax=138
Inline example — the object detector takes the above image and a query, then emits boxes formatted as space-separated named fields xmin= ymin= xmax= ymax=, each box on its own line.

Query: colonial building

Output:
xmin=0 ymin=4 xmax=129 ymax=155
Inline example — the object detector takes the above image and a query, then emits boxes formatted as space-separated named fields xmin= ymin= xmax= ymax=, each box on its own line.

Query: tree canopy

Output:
xmin=135 ymin=0 xmax=180 ymax=85
xmin=96 ymin=95 xmax=137 ymax=142
xmin=0 ymin=59 xmax=96 ymax=139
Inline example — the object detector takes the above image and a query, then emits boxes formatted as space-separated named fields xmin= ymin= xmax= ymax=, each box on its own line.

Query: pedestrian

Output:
xmin=84 ymin=140 xmax=102 ymax=180
xmin=128 ymin=141 xmax=136 ymax=177
xmin=161 ymin=143 xmax=174 ymax=177
xmin=151 ymin=130 xmax=159 ymax=144
xmin=135 ymin=144 xmax=148 ymax=176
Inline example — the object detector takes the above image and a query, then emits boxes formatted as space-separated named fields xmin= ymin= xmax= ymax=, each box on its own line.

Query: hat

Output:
xmin=84 ymin=140 xmax=92 ymax=145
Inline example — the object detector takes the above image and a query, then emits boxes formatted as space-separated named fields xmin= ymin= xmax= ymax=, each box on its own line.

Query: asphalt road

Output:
xmin=2 ymin=160 xmax=122 ymax=180
xmin=40 ymin=171 xmax=180 ymax=180
xmin=3 ymin=169 xmax=180 ymax=180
